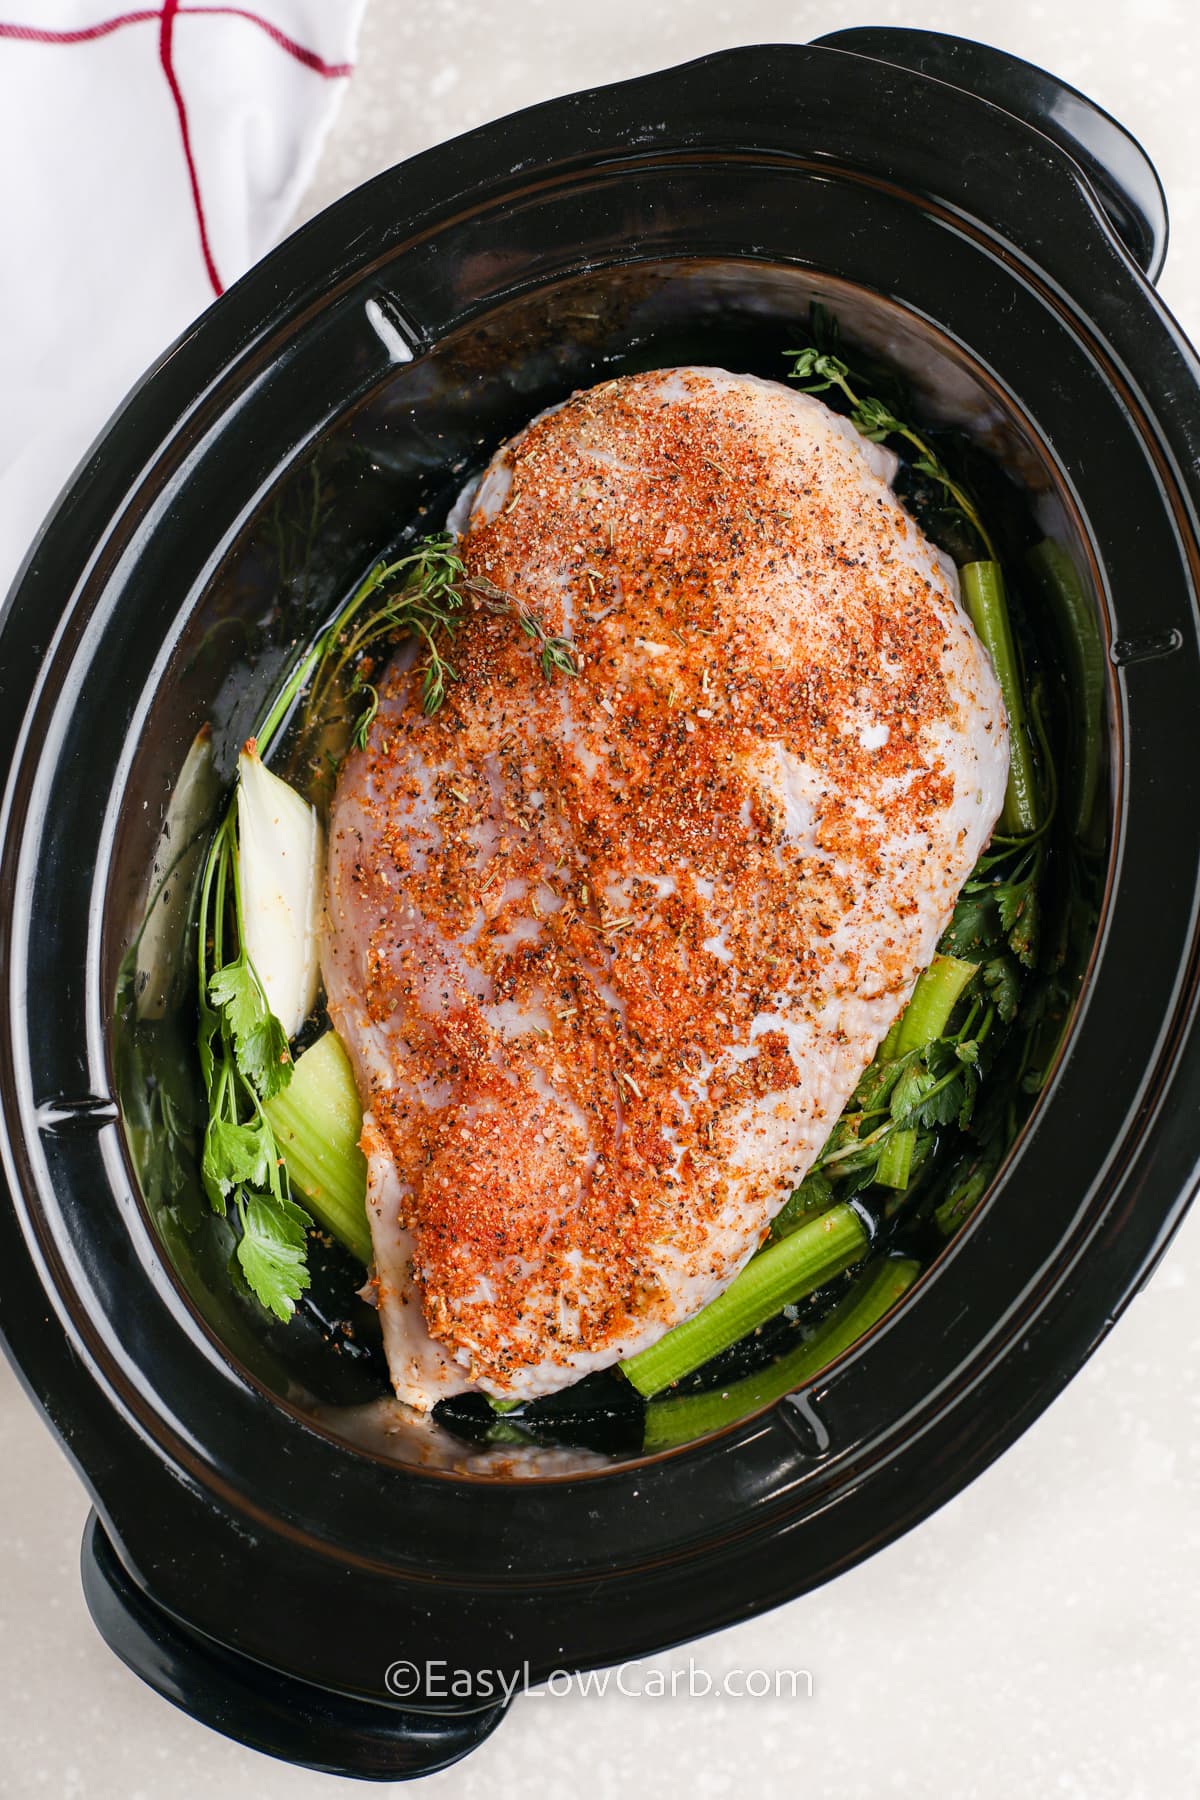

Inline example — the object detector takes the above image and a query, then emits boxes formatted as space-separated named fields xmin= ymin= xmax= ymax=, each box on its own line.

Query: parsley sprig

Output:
xmin=773 ymin=961 xmax=997 ymax=1228
xmin=799 ymin=961 xmax=988 ymax=1196
xmin=196 ymin=808 xmax=308 ymax=1320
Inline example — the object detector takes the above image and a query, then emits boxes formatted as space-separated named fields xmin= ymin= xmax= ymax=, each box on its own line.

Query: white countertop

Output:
xmin=4 ymin=3 xmax=1200 ymax=1795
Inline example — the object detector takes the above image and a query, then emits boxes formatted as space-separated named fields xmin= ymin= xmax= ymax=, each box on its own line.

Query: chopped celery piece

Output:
xmin=643 ymin=1257 xmax=921 ymax=1449
xmin=891 ymin=952 xmax=978 ymax=1058
xmin=961 ymin=560 xmax=1039 ymax=835
xmin=622 ymin=1202 xmax=869 ymax=1399
xmin=875 ymin=1127 xmax=916 ymax=1190
xmin=264 ymin=1029 xmax=371 ymax=1266
xmin=1026 ymin=538 xmax=1104 ymax=843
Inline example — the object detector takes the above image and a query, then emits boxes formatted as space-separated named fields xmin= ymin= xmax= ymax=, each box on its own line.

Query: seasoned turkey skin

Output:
xmin=323 ymin=367 xmax=1009 ymax=1409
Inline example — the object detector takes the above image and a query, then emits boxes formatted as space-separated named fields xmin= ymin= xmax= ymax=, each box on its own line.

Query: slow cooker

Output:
xmin=1 ymin=28 xmax=1198 ymax=1780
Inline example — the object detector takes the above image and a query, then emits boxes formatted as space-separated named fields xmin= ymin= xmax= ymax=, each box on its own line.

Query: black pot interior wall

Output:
xmin=109 ymin=258 xmax=1111 ymax=1477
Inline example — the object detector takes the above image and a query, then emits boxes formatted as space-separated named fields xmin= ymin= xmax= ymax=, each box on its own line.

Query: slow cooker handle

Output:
xmin=80 ymin=1514 xmax=510 ymax=1781
xmin=812 ymin=27 xmax=1168 ymax=282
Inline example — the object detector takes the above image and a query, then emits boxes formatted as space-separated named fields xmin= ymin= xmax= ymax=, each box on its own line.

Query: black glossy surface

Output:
xmin=0 ymin=35 xmax=1198 ymax=1782
xmin=108 ymin=256 xmax=1101 ymax=1455
xmin=81 ymin=1515 xmax=509 ymax=1780
xmin=815 ymin=27 xmax=1170 ymax=278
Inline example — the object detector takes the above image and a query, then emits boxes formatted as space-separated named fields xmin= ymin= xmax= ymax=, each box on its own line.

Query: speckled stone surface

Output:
xmin=3 ymin=3 xmax=1199 ymax=1795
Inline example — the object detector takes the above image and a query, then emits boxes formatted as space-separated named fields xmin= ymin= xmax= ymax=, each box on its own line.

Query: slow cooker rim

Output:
xmin=2 ymin=45 xmax=1194 ymax=1476
xmin=0 ymin=236 xmax=1151 ymax=1496
xmin=0 ymin=38 xmax=1194 ymax=1699
xmin=4 ymin=273 xmax=1194 ymax=1555
xmin=91 ymin=274 xmax=1135 ymax=1487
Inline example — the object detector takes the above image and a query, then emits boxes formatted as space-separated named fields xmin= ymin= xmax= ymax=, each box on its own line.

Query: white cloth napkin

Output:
xmin=0 ymin=0 xmax=367 ymax=602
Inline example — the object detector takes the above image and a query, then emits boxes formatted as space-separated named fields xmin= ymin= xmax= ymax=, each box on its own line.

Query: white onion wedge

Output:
xmin=236 ymin=742 xmax=324 ymax=1039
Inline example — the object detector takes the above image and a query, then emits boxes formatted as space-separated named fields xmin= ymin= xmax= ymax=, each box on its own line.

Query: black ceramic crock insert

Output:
xmin=1 ymin=31 xmax=1198 ymax=1781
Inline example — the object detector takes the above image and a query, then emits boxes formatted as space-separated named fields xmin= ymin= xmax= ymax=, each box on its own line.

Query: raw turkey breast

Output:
xmin=322 ymin=367 xmax=1009 ymax=1409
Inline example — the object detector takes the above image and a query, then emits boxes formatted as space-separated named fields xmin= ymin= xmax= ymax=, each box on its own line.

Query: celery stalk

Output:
xmin=891 ymin=953 xmax=978 ymax=1058
xmin=642 ymin=1257 xmax=921 ymax=1449
xmin=621 ymin=1202 xmax=870 ymax=1399
xmin=1026 ymin=538 xmax=1105 ymax=843
xmin=961 ymin=560 xmax=1039 ymax=835
xmin=264 ymin=1030 xmax=372 ymax=1265
xmin=875 ymin=1128 xmax=916 ymax=1191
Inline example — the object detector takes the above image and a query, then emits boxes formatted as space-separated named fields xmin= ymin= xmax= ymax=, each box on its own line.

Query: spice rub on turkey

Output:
xmin=322 ymin=367 xmax=1009 ymax=1409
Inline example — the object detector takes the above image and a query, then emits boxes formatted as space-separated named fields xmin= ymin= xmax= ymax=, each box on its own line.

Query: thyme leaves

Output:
xmin=785 ymin=345 xmax=997 ymax=560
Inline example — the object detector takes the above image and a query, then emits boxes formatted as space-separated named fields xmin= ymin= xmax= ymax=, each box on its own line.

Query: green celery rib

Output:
xmin=892 ymin=952 xmax=978 ymax=1057
xmin=621 ymin=1202 xmax=870 ymax=1399
xmin=961 ymin=560 xmax=1039 ymax=835
xmin=643 ymin=1257 xmax=921 ymax=1449
xmin=264 ymin=1030 xmax=372 ymax=1266
xmin=1026 ymin=538 xmax=1104 ymax=843
xmin=875 ymin=1127 xmax=916 ymax=1191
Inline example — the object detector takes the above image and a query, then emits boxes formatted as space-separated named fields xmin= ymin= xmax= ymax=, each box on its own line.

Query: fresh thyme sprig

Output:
xmin=464 ymin=573 xmax=581 ymax=683
xmin=785 ymin=346 xmax=997 ymax=559
xmin=299 ymin=535 xmax=469 ymax=744
xmin=350 ymin=681 xmax=379 ymax=752
xmin=300 ymin=535 xmax=580 ymax=751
